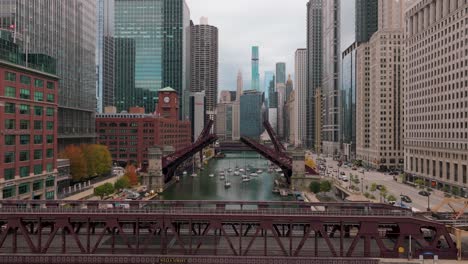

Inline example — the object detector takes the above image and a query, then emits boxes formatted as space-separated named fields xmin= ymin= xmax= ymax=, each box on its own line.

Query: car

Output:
xmin=376 ymin=185 xmax=384 ymax=190
xmin=400 ymin=195 xmax=412 ymax=203
xmin=340 ymin=171 xmax=345 ymax=175
xmin=389 ymin=171 xmax=399 ymax=176
xmin=418 ymin=191 xmax=430 ymax=197
xmin=342 ymin=176 xmax=349 ymax=182
xmin=351 ymin=167 xmax=357 ymax=170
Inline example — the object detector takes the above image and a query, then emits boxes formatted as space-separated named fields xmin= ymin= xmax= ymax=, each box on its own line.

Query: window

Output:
xmin=5 ymin=71 xmax=16 ymax=81
xmin=4 ymin=103 xmax=15 ymax=113
xmin=34 ymin=106 xmax=43 ymax=116
xmin=46 ymin=163 xmax=53 ymax=172
xmin=46 ymin=94 xmax=54 ymax=102
xmin=46 ymin=121 xmax=54 ymax=130
xmin=2 ymin=186 xmax=15 ymax=199
xmin=46 ymin=149 xmax=54 ymax=158
xmin=20 ymin=120 xmax=29 ymax=129
xmin=20 ymin=89 xmax=30 ymax=100
xmin=34 ymin=120 xmax=42 ymax=130
xmin=18 ymin=183 xmax=30 ymax=195
xmin=34 ymin=150 xmax=42 ymax=160
xmin=4 ymin=119 xmax=15 ymax=129
xmin=4 ymin=86 xmax=16 ymax=97
xmin=33 ymin=180 xmax=43 ymax=191
xmin=19 ymin=151 xmax=29 ymax=161
xmin=46 ymin=82 xmax=54 ymax=89
xmin=46 ymin=177 xmax=55 ymax=187
xmin=4 ymin=135 xmax=15 ymax=145
xmin=35 ymin=79 xmax=44 ymax=88
xmin=20 ymin=75 xmax=31 ymax=85
xmin=34 ymin=135 xmax=43 ymax=144
xmin=19 ymin=104 xmax=30 ymax=115
xmin=34 ymin=164 xmax=43 ymax=175
xmin=4 ymin=152 xmax=14 ymax=163
xmin=46 ymin=107 xmax=54 ymax=116
xmin=34 ymin=92 xmax=44 ymax=101
xmin=4 ymin=168 xmax=15 ymax=181
xmin=19 ymin=166 xmax=29 ymax=177
xmin=46 ymin=135 xmax=54 ymax=144
xmin=20 ymin=135 xmax=30 ymax=145
xmin=46 ymin=191 xmax=54 ymax=200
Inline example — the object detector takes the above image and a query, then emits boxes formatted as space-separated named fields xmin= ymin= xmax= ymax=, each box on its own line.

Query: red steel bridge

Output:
xmin=241 ymin=121 xmax=318 ymax=184
xmin=0 ymin=200 xmax=459 ymax=263
xmin=162 ymin=120 xmax=218 ymax=183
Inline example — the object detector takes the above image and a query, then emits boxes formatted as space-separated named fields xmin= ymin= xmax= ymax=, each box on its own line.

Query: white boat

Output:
xmin=242 ymin=177 xmax=251 ymax=183
xmin=183 ymin=171 xmax=187 ymax=175
xmin=228 ymin=168 xmax=233 ymax=173
xmin=220 ymin=175 xmax=226 ymax=180
xmin=224 ymin=181 xmax=232 ymax=188
xmin=239 ymin=168 xmax=245 ymax=172
xmin=191 ymin=173 xmax=197 ymax=177
xmin=250 ymin=173 xmax=258 ymax=177
xmin=234 ymin=171 xmax=240 ymax=176
xmin=219 ymin=171 xmax=225 ymax=176
xmin=209 ymin=174 xmax=214 ymax=178
xmin=257 ymin=170 xmax=263 ymax=174
xmin=275 ymin=168 xmax=282 ymax=173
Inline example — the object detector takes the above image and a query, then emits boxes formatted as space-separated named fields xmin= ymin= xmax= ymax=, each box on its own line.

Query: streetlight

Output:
xmin=427 ymin=192 xmax=432 ymax=212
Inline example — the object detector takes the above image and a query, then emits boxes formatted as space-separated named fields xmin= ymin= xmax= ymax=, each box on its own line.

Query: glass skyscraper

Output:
xmin=341 ymin=43 xmax=357 ymax=155
xmin=263 ymin=71 xmax=274 ymax=102
xmin=356 ymin=0 xmax=378 ymax=43
xmin=240 ymin=90 xmax=264 ymax=139
xmin=276 ymin=62 xmax=286 ymax=84
xmin=251 ymin=46 xmax=260 ymax=91
xmin=114 ymin=0 xmax=190 ymax=115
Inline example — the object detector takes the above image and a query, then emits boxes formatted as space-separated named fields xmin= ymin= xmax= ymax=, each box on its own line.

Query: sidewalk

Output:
xmin=63 ymin=175 xmax=120 ymax=200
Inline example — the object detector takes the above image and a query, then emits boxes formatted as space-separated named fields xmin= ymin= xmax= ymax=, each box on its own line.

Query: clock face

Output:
xmin=163 ymin=96 xmax=170 ymax=103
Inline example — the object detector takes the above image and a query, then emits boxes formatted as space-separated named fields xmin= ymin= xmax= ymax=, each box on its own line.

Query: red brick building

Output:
xmin=96 ymin=87 xmax=191 ymax=166
xmin=0 ymin=60 xmax=59 ymax=200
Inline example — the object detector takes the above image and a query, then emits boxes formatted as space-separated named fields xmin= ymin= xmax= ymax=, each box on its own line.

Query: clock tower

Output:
xmin=156 ymin=87 xmax=179 ymax=120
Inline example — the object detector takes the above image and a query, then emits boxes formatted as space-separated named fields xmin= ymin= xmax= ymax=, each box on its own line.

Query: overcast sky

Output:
xmin=186 ymin=0 xmax=309 ymax=91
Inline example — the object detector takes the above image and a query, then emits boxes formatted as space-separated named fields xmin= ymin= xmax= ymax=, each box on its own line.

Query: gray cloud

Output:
xmin=186 ymin=0 xmax=308 ymax=91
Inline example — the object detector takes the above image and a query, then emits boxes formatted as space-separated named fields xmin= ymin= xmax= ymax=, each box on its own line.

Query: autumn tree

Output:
xmin=60 ymin=145 xmax=88 ymax=181
xmin=125 ymin=165 xmax=138 ymax=186
xmin=82 ymin=144 xmax=112 ymax=177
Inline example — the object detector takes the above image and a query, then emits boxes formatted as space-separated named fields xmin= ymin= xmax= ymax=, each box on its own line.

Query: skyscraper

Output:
xmin=251 ymin=46 xmax=260 ymax=91
xmin=295 ymin=49 xmax=307 ymax=147
xmin=307 ymin=0 xmax=323 ymax=150
xmin=96 ymin=0 xmax=115 ymax=113
xmin=0 ymin=0 xmax=97 ymax=148
xmin=405 ymin=0 xmax=468 ymax=192
xmin=263 ymin=71 xmax=275 ymax=103
xmin=275 ymin=62 xmax=286 ymax=85
xmin=240 ymin=90 xmax=264 ymax=139
xmin=355 ymin=0 xmax=378 ymax=43
xmin=322 ymin=0 xmax=341 ymax=156
xmin=191 ymin=17 xmax=219 ymax=123
xmin=232 ymin=70 xmax=243 ymax=140
xmin=114 ymin=0 xmax=190 ymax=116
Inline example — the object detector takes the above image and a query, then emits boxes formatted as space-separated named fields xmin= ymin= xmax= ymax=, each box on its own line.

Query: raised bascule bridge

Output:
xmin=0 ymin=200 xmax=460 ymax=263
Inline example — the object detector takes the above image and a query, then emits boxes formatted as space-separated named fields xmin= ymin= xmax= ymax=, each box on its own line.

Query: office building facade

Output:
xmin=307 ymin=0 xmax=323 ymax=149
xmin=232 ymin=71 xmax=243 ymax=140
xmin=114 ymin=0 xmax=190 ymax=117
xmin=0 ymin=0 xmax=97 ymax=149
xmin=191 ymin=18 xmax=218 ymax=123
xmin=341 ymin=43 xmax=357 ymax=161
xmin=251 ymin=46 xmax=260 ymax=91
xmin=295 ymin=49 xmax=307 ymax=147
xmin=276 ymin=62 xmax=286 ymax=85
xmin=240 ymin=90 xmax=264 ymax=139
xmin=356 ymin=0 xmax=378 ymax=42
xmin=264 ymin=71 xmax=275 ymax=103
xmin=405 ymin=0 xmax=468 ymax=192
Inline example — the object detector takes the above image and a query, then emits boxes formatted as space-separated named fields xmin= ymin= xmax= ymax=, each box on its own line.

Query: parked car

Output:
xmin=352 ymin=167 xmax=357 ymax=170
xmin=389 ymin=171 xmax=399 ymax=176
xmin=342 ymin=176 xmax=349 ymax=182
xmin=418 ymin=191 xmax=430 ymax=197
xmin=340 ymin=171 xmax=345 ymax=175
xmin=400 ymin=195 xmax=412 ymax=203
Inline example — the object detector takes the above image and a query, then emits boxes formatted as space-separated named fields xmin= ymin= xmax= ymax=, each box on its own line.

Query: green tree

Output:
xmin=309 ymin=181 xmax=321 ymax=194
xmin=387 ymin=195 xmax=397 ymax=202
xmin=82 ymin=144 xmax=112 ymax=177
xmin=415 ymin=179 xmax=425 ymax=189
xmin=94 ymin=183 xmax=115 ymax=200
xmin=370 ymin=183 xmax=377 ymax=192
xmin=114 ymin=176 xmax=130 ymax=191
xmin=320 ymin=181 xmax=332 ymax=193
xmin=452 ymin=187 xmax=460 ymax=196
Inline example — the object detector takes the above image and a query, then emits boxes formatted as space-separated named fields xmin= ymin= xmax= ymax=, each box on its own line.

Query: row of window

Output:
xmin=4 ymin=71 xmax=54 ymax=89
xmin=4 ymin=149 xmax=54 ymax=164
xmin=4 ymin=135 xmax=54 ymax=146
xmin=3 ymin=103 xmax=55 ymax=116
xmin=2 ymin=178 xmax=55 ymax=199
xmin=4 ymin=119 xmax=54 ymax=130
xmin=4 ymin=86 xmax=55 ymax=102
xmin=3 ymin=163 xmax=54 ymax=181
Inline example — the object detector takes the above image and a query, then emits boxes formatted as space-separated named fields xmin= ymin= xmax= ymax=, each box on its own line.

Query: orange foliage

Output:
xmin=60 ymin=145 xmax=87 ymax=181
xmin=125 ymin=165 xmax=138 ymax=186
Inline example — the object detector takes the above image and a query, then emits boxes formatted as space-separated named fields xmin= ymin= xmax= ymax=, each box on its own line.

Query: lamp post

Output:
xmin=427 ymin=192 xmax=431 ymax=212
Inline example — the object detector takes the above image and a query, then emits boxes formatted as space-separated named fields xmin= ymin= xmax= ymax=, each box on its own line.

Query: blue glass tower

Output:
xmin=263 ymin=71 xmax=274 ymax=102
xmin=251 ymin=46 xmax=260 ymax=91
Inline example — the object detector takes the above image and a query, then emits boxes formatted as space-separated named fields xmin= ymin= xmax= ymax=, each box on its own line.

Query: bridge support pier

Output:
xmin=289 ymin=148 xmax=306 ymax=190
xmin=141 ymin=147 xmax=165 ymax=193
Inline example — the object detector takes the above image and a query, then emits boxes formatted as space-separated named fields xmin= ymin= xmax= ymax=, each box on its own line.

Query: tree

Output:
xmin=370 ymin=183 xmax=377 ymax=192
xmin=60 ymin=145 xmax=88 ymax=181
xmin=387 ymin=195 xmax=397 ymax=202
xmin=320 ymin=181 xmax=332 ymax=193
xmin=82 ymin=144 xmax=112 ymax=177
xmin=114 ymin=176 xmax=130 ymax=191
xmin=309 ymin=181 xmax=321 ymax=194
xmin=125 ymin=165 xmax=138 ymax=186
xmin=94 ymin=183 xmax=115 ymax=199
xmin=452 ymin=187 xmax=460 ymax=196
xmin=415 ymin=179 xmax=425 ymax=189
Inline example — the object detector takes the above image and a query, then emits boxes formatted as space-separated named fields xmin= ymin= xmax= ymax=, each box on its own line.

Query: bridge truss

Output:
xmin=0 ymin=200 xmax=458 ymax=263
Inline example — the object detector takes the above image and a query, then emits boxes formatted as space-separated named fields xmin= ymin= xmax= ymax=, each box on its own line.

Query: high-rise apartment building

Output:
xmin=295 ymin=49 xmax=307 ymax=146
xmin=356 ymin=0 xmax=378 ymax=42
xmin=341 ymin=43 xmax=357 ymax=161
xmin=0 ymin=0 xmax=97 ymax=149
xmin=96 ymin=0 xmax=115 ymax=113
xmin=264 ymin=71 xmax=275 ymax=104
xmin=405 ymin=0 xmax=468 ymax=192
xmin=251 ymin=46 xmax=260 ymax=91
xmin=307 ymin=0 xmax=323 ymax=150
xmin=191 ymin=17 xmax=218 ymax=123
xmin=276 ymin=62 xmax=286 ymax=85
xmin=114 ymin=0 xmax=190 ymax=117
xmin=276 ymin=83 xmax=286 ymax=139
xmin=232 ymin=70 xmax=243 ymax=140
xmin=355 ymin=42 xmax=371 ymax=164
xmin=322 ymin=0 xmax=341 ymax=156
xmin=357 ymin=0 xmax=405 ymax=170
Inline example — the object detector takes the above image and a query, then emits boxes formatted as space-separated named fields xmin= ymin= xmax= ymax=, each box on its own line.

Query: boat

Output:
xmin=191 ymin=173 xmax=197 ymax=177
xmin=234 ymin=171 xmax=240 ymax=176
xmin=239 ymin=168 xmax=245 ymax=172
xmin=275 ymin=168 xmax=282 ymax=173
xmin=183 ymin=171 xmax=187 ymax=175
xmin=228 ymin=168 xmax=233 ymax=173
xmin=175 ymin=176 xmax=180 ymax=182
xmin=242 ymin=177 xmax=251 ymax=183
xmin=257 ymin=170 xmax=263 ymax=174
xmin=250 ymin=173 xmax=258 ymax=177
xmin=272 ymin=188 xmax=280 ymax=194
xmin=280 ymin=189 xmax=288 ymax=197
xmin=224 ymin=180 xmax=232 ymax=188
xmin=209 ymin=174 xmax=214 ymax=178
xmin=191 ymin=158 xmax=197 ymax=177
xmin=220 ymin=175 xmax=226 ymax=180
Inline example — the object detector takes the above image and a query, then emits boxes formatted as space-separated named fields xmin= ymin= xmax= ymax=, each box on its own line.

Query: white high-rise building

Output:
xmin=295 ymin=49 xmax=307 ymax=147
xmin=232 ymin=70 xmax=243 ymax=140
xmin=405 ymin=0 xmax=468 ymax=193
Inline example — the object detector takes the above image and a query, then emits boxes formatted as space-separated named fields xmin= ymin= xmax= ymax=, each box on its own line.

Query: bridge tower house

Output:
xmin=142 ymin=147 xmax=164 ymax=193
xmin=289 ymin=147 xmax=306 ymax=190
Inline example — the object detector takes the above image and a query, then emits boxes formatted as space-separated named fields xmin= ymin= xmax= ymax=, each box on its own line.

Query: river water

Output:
xmin=160 ymin=151 xmax=293 ymax=201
